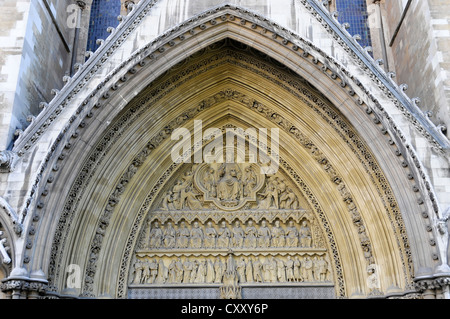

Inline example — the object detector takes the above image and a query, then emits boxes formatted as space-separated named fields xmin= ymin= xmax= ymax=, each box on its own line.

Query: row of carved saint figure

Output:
xmin=132 ymin=255 xmax=331 ymax=285
xmin=145 ymin=219 xmax=314 ymax=249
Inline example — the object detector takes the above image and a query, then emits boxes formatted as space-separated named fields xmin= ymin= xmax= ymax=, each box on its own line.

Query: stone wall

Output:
xmin=0 ymin=0 xmax=76 ymax=150
xmin=383 ymin=0 xmax=450 ymax=136
xmin=0 ymin=0 xmax=32 ymax=151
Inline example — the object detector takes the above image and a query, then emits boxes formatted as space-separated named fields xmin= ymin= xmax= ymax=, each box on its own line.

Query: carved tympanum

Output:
xmin=131 ymin=162 xmax=333 ymax=294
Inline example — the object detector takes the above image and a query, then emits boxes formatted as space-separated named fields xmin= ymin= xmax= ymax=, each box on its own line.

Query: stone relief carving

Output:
xmin=139 ymin=218 xmax=321 ymax=251
xmin=366 ymin=264 xmax=383 ymax=296
xmin=131 ymin=253 xmax=331 ymax=287
xmin=0 ymin=231 xmax=11 ymax=265
xmin=131 ymin=162 xmax=332 ymax=293
xmin=159 ymin=163 xmax=301 ymax=212
xmin=436 ymin=207 xmax=450 ymax=273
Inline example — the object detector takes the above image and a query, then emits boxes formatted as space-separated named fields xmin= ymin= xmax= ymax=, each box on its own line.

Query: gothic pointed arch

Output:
xmin=4 ymin=2 xmax=449 ymax=300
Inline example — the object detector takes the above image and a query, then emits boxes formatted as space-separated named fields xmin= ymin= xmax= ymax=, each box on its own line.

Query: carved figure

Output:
xmin=195 ymin=260 xmax=207 ymax=283
xmin=175 ymin=258 xmax=184 ymax=283
xmin=231 ymin=220 xmax=245 ymax=248
xmin=204 ymin=221 xmax=218 ymax=248
xmin=172 ymin=179 xmax=185 ymax=210
xmin=218 ymin=221 xmax=231 ymax=248
xmin=190 ymin=261 xmax=198 ymax=283
xmin=183 ymin=260 xmax=194 ymax=283
xmin=286 ymin=256 xmax=295 ymax=282
xmin=285 ymin=188 xmax=299 ymax=209
xmin=163 ymin=222 xmax=176 ymax=248
xmin=168 ymin=259 xmax=177 ymax=283
xmin=183 ymin=185 xmax=203 ymax=210
xmin=299 ymin=221 xmax=312 ymax=247
xmin=214 ymin=257 xmax=225 ymax=283
xmin=244 ymin=220 xmax=258 ymax=248
xmin=171 ymin=174 xmax=202 ymax=210
xmin=149 ymin=259 xmax=159 ymax=284
xmin=294 ymin=257 xmax=302 ymax=282
xmin=367 ymin=264 xmax=381 ymax=293
xmin=203 ymin=167 xmax=217 ymax=197
xmin=156 ymin=259 xmax=168 ymax=284
xmin=258 ymin=220 xmax=271 ymax=248
xmin=286 ymin=220 xmax=299 ymax=247
xmin=246 ymin=259 xmax=254 ymax=283
xmin=258 ymin=183 xmax=278 ymax=209
xmin=317 ymin=256 xmax=329 ymax=282
xmin=141 ymin=260 xmax=150 ymax=284
xmin=253 ymin=258 xmax=264 ymax=283
xmin=206 ymin=260 xmax=216 ymax=283
xmin=190 ymin=222 xmax=204 ymax=249
xmin=303 ymin=257 xmax=313 ymax=282
xmin=263 ymin=256 xmax=277 ymax=283
xmin=176 ymin=221 xmax=190 ymax=248
xmin=217 ymin=163 xmax=242 ymax=201
xmin=237 ymin=258 xmax=247 ymax=283
xmin=132 ymin=259 xmax=144 ymax=284
xmin=161 ymin=190 xmax=176 ymax=210
xmin=272 ymin=220 xmax=285 ymax=247
xmin=276 ymin=258 xmax=286 ymax=282
xmin=242 ymin=166 xmax=257 ymax=197
xmin=149 ymin=221 xmax=163 ymax=248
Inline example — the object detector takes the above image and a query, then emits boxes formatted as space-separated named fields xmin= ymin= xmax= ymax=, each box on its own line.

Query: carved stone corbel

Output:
xmin=0 ymin=151 xmax=17 ymax=173
xmin=0 ymin=268 xmax=49 ymax=299
xmin=414 ymin=279 xmax=436 ymax=299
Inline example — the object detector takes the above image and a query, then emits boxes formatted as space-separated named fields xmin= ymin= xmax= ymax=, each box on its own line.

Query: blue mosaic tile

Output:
xmin=87 ymin=0 xmax=121 ymax=52
xmin=336 ymin=0 xmax=373 ymax=52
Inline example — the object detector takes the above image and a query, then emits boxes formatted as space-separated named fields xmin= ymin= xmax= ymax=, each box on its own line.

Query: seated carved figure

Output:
xmin=285 ymin=220 xmax=299 ymax=247
xmin=176 ymin=221 xmax=190 ymax=248
xmin=258 ymin=220 xmax=271 ymax=248
xmin=217 ymin=221 xmax=231 ymax=248
xmin=204 ymin=221 xmax=217 ymax=248
xmin=299 ymin=220 xmax=313 ymax=248
xmin=217 ymin=163 xmax=242 ymax=201
xmin=231 ymin=220 xmax=245 ymax=248
xmin=271 ymin=220 xmax=285 ymax=247
xmin=148 ymin=221 xmax=163 ymax=248
xmin=190 ymin=222 xmax=204 ymax=249
xmin=244 ymin=220 xmax=258 ymax=248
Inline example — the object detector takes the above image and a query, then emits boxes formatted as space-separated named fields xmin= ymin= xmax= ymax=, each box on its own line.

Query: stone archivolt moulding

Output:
xmin=14 ymin=4 xmax=439 ymax=299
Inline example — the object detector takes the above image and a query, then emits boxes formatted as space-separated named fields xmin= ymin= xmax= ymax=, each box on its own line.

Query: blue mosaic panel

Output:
xmin=336 ymin=0 xmax=372 ymax=51
xmin=87 ymin=0 xmax=121 ymax=52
